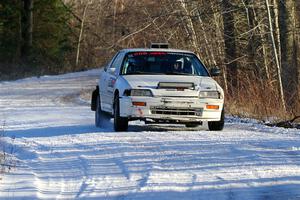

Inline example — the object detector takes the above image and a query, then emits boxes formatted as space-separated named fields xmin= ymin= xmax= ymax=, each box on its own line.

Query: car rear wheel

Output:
xmin=208 ymin=109 xmax=224 ymax=131
xmin=113 ymin=95 xmax=128 ymax=132
xmin=95 ymin=95 xmax=102 ymax=127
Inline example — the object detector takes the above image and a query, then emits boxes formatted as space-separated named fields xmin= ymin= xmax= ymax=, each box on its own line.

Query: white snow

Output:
xmin=1 ymin=70 xmax=300 ymax=199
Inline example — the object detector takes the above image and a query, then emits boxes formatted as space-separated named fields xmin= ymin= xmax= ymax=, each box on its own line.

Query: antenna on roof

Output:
xmin=150 ymin=43 xmax=169 ymax=49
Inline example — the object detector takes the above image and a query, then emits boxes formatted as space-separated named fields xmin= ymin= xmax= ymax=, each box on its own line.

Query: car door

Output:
xmin=102 ymin=52 xmax=125 ymax=112
xmin=100 ymin=52 xmax=119 ymax=112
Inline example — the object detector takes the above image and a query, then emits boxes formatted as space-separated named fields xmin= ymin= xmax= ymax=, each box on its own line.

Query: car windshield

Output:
xmin=121 ymin=52 xmax=209 ymax=76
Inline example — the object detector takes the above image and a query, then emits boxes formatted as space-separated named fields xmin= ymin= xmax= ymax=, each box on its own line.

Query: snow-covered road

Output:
xmin=1 ymin=70 xmax=300 ymax=199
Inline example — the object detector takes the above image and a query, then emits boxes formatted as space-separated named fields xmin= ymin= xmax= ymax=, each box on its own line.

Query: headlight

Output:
xmin=124 ymin=89 xmax=153 ymax=97
xmin=199 ymin=91 xmax=221 ymax=99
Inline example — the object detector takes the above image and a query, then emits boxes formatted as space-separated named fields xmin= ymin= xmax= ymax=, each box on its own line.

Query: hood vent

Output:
xmin=157 ymin=82 xmax=195 ymax=90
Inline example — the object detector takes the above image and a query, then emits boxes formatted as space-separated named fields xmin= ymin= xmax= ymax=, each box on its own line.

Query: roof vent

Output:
xmin=150 ymin=43 xmax=169 ymax=49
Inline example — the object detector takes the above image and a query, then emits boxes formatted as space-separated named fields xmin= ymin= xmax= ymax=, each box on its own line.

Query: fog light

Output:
xmin=132 ymin=102 xmax=147 ymax=106
xmin=206 ymin=105 xmax=219 ymax=110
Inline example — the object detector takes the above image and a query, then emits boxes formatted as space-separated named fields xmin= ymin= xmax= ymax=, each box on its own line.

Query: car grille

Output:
xmin=150 ymin=106 xmax=202 ymax=116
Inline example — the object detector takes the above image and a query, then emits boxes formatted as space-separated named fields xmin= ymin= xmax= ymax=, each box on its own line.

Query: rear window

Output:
xmin=120 ymin=52 xmax=209 ymax=76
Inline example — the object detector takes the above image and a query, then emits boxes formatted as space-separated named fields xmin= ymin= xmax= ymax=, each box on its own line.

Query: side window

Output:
xmin=109 ymin=52 xmax=124 ymax=75
xmin=121 ymin=55 xmax=130 ymax=74
xmin=105 ymin=52 xmax=119 ymax=72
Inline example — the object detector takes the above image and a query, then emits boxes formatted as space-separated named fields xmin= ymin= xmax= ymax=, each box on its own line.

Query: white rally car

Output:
xmin=91 ymin=45 xmax=224 ymax=131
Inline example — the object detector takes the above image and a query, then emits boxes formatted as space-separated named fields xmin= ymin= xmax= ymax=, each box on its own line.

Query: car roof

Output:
xmin=120 ymin=48 xmax=195 ymax=54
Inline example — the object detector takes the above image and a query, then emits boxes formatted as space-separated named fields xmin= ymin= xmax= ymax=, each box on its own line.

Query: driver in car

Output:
xmin=172 ymin=61 xmax=183 ymax=73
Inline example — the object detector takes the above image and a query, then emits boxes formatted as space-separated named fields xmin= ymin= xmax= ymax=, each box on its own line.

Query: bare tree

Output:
xmin=75 ymin=1 xmax=92 ymax=67
xmin=221 ymin=0 xmax=238 ymax=95
xmin=178 ymin=0 xmax=200 ymax=55
xmin=265 ymin=0 xmax=286 ymax=111
xmin=278 ymin=0 xmax=299 ymax=109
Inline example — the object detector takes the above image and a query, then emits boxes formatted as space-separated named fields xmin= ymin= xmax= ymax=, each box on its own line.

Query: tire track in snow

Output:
xmin=74 ymin=156 xmax=89 ymax=198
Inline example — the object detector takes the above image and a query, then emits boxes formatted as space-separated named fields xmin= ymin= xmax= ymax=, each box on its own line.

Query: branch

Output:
xmin=265 ymin=115 xmax=300 ymax=129
xmin=59 ymin=0 xmax=82 ymax=23
xmin=290 ymin=116 xmax=300 ymax=123
xmin=104 ymin=18 xmax=159 ymax=50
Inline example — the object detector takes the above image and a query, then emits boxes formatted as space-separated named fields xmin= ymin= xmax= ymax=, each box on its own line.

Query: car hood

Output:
xmin=121 ymin=75 xmax=220 ymax=97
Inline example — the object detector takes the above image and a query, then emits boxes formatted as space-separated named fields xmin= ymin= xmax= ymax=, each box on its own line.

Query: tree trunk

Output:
xmin=251 ymin=5 xmax=270 ymax=81
xmin=21 ymin=0 xmax=33 ymax=63
xmin=273 ymin=0 xmax=282 ymax=68
xmin=76 ymin=1 xmax=90 ymax=67
xmin=265 ymin=0 xmax=286 ymax=111
xmin=178 ymin=0 xmax=199 ymax=55
xmin=243 ymin=0 xmax=259 ymax=76
xmin=221 ymin=0 xmax=238 ymax=96
xmin=197 ymin=10 xmax=216 ymax=66
xmin=296 ymin=0 xmax=300 ymax=111
xmin=278 ymin=0 xmax=299 ymax=110
xmin=210 ymin=1 xmax=228 ymax=92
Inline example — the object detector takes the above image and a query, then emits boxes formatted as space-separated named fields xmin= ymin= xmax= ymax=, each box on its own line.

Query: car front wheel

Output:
xmin=208 ymin=109 xmax=224 ymax=131
xmin=113 ymin=94 xmax=128 ymax=132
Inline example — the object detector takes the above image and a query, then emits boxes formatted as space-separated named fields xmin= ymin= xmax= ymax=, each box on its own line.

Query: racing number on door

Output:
xmin=108 ymin=77 xmax=116 ymax=88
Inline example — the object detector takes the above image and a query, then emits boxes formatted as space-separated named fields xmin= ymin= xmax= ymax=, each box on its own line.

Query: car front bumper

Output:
xmin=119 ymin=96 xmax=224 ymax=122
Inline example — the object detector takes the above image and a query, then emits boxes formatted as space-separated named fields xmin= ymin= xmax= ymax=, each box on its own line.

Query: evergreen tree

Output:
xmin=0 ymin=0 xmax=73 ymax=79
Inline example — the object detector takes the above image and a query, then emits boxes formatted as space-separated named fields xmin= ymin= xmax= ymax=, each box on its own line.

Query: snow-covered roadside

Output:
xmin=0 ymin=70 xmax=300 ymax=200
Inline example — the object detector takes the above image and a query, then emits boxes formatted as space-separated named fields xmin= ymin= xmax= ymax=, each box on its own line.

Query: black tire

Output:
xmin=185 ymin=123 xmax=199 ymax=128
xmin=95 ymin=95 xmax=108 ymax=127
xmin=113 ymin=94 xmax=128 ymax=132
xmin=208 ymin=109 xmax=225 ymax=131
xmin=91 ymin=87 xmax=98 ymax=111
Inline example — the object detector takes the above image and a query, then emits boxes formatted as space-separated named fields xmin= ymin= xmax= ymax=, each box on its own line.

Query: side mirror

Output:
xmin=210 ymin=67 xmax=221 ymax=76
xmin=108 ymin=68 xmax=116 ymax=74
